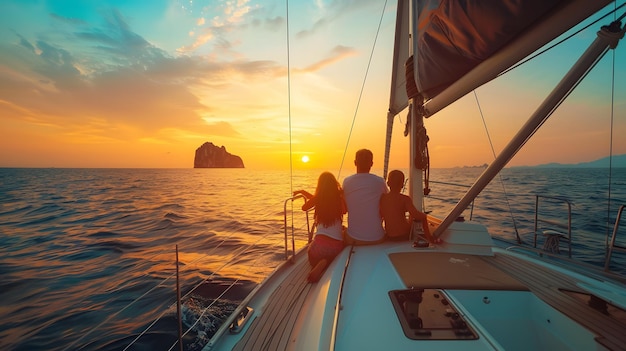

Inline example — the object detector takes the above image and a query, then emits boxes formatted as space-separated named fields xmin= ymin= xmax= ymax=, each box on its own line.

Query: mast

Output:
xmin=433 ymin=20 xmax=625 ymax=239
xmin=407 ymin=0 xmax=424 ymax=211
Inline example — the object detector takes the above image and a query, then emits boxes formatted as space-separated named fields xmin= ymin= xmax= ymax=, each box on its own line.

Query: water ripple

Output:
xmin=0 ymin=167 xmax=624 ymax=351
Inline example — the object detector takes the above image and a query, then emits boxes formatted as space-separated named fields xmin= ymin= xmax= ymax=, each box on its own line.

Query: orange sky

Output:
xmin=1 ymin=1 xmax=624 ymax=170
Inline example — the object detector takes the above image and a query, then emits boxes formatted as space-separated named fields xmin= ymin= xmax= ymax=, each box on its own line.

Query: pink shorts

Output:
xmin=308 ymin=234 xmax=345 ymax=267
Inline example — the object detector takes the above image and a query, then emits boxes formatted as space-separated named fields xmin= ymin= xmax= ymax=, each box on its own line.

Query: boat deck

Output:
xmin=223 ymin=247 xmax=626 ymax=351
xmin=491 ymin=252 xmax=626 ymax=351
xmin=231 ymin=254 xmax=312 ymax=351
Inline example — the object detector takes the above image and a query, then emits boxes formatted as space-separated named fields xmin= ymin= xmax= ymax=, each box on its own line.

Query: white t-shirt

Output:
xmin=342 ymin=173 xmax=388 ymax=242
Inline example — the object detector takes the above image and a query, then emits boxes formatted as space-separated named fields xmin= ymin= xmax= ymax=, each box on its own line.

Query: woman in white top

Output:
xmin=293 ymin=172 xmax=346 ymax=282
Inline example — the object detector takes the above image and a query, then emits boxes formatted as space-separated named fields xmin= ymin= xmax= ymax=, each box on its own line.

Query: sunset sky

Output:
xmin=1 ymin=1 xmax=624 ymax=170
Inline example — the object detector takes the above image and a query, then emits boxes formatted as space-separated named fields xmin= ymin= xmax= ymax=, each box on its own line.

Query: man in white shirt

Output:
xmin=342 ymin=149 xmax=388 ymax=245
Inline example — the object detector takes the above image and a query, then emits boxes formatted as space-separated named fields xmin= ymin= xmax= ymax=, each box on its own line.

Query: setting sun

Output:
xmin=301 ymin=155 xmax=310 ymax=163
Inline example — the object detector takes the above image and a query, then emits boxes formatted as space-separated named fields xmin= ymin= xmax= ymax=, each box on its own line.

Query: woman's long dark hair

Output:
xmin=314 ymin=172 xmax=344 ymax=227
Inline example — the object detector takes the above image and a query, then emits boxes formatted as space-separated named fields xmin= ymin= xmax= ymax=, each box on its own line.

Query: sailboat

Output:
xmin=203 ymin=1 xmax=626 ymax=350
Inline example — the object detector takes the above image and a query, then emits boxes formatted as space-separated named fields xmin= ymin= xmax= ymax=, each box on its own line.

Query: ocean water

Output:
xmin=1 ymin=167 xmax=625 ymax=350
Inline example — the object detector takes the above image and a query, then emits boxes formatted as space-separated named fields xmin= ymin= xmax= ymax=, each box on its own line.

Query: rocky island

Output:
xmin=194 ymin=142 xmax=245 ymax=168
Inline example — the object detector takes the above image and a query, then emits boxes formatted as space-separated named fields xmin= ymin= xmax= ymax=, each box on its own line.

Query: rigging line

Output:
xmin=180 ymin=214 xmax=296 ymax=300
xmin=286 ymin=0 xmax=297 ymax=248
xmin=500 ymin=2 xmax=626 ymax=77
xmin=108 ymin=197 xmax=284 ymax=295
xmin=103 ymin=204 xmax=286 ymax=349
xmin=124 ymin=205 xmax=289 ymax=349
xmin=605 ymin=34 xmax=616 ymax=246
xmin=178 ymin=236 xmax=286 ymax=342
xmin=286 ymin=0 xmax=293 ymax=196
xmin=106 ymin=222 xmax=224 ymax=295
xmin=338 ymin=0 xmax=389 ymax=179
xmin=62 ymin=266 xmax=176 ymax=351
xmin=472 ymin=91 xmax=522 ymax=243
xmin=66 ymin=200 xmax=286 ymax=350
xmin=512 ymin=47 xmax=606 ymax=157
xmin=111 ymin=202 xmax=283 ymax=298
xmin=131 ymin=234 xmax=285 ymax=351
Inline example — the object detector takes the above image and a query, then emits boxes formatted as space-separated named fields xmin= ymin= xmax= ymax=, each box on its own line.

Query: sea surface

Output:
xmin=1 ymin=167 xmax=625 ymax=350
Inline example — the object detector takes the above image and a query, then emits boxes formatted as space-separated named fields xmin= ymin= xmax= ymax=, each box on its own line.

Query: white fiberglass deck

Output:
xmin=207 ymin=240 xmax=626 ymax=351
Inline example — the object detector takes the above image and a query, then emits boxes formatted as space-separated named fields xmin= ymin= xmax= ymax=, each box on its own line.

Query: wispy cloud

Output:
xmin=295 ymin=45 xmax=357 ymax=73
xmin=177 ymin=0 xmax=254 ymax=53
xmin=0 ymin=0 xmax=374 ymax=167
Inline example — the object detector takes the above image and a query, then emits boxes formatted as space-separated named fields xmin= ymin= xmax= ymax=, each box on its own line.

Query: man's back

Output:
xmin=343 ymin=173 xmax=387 ymax=242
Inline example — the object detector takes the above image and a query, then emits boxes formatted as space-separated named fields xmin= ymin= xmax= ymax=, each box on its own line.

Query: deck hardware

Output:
xmin=389 ymin=289 xmax=478 ymax=340
xmin=229 ymin=306 xmax=254 ymax=334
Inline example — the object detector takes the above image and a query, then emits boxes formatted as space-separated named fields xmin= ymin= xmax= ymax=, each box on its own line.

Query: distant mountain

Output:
xmin=513 ymin=154 xmax=626 ymax=168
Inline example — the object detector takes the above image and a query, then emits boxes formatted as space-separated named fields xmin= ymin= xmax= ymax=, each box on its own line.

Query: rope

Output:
xmin=473 ymin=91 xmax=522 ymax=243
xmin=338 ymin=0 xmax=389 ymax=179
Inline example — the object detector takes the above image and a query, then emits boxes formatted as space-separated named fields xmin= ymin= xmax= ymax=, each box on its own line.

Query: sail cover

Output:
xmin=389 ymin=0 xmax=613 ymax=118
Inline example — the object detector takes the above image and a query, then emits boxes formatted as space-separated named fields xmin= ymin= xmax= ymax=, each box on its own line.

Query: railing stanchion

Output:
xmin=176 ymin=245 xmax=183 ymax=351
xmin=605 ymin=205 xmax=626 ymax=272
xmin=283 ymin=195 xmax=307 ymax=261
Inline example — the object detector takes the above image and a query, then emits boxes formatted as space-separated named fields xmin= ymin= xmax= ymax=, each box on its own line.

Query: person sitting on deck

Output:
xmin=379 ymin=170 xmax=432 ymax=242
xmin=293 ymin=171 xmax=346 ymax=282
xmin=342 ymin=149 xmax=388 ymax=245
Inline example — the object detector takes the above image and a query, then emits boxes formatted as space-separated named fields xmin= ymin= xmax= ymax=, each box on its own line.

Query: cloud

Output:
xmin=296 ymin=45 xmax=357 ymax=73
xmin=201 ymin=120 xmax=241 ymax=137
xmin=264 ymin=16 xmax=285 ymax=31
xmin=2 ymin=14 xmax=284 ymax=139
xmin=296 ymin=0 xmax=381 ymax=39
xmin=177 ymin=0 xmax=254 ymax=54
xmin=17 ymin=35 xmax=36 ymax=53
xmin=50 ymin=13 xmax=88 ymax=26
xmin=0 ymin=3 xmax=362 ymax=149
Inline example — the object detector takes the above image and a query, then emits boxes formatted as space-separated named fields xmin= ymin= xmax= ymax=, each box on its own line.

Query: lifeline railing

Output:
xmin=533 ymin=195 xmax=573 ymax=258
xmin=81 ymin=196 xmax=314 ymax=351
xmin=283 ymin=194 xmax=313 ymax=260
xmin=605 ymin=205 xmax=626 ymax=272
xmin=206 ymin=197 xmax=313 ymax=350
xmin=427 ymin=180 xmax=475 ymax=220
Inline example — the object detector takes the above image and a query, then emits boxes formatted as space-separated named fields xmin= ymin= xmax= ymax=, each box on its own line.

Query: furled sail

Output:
xmin=388 ymin=0 xmax=410 ymax=117
xmin=388 ymin=0 xmax=613 ymax=119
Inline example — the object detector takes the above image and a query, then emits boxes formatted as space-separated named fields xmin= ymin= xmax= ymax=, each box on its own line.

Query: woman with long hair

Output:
xmin=293 ymin=171 xmax=346 ymax=282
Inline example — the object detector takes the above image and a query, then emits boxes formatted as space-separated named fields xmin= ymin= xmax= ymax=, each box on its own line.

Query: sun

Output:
xmin=301 ymin=155 xmax=310 ymax=163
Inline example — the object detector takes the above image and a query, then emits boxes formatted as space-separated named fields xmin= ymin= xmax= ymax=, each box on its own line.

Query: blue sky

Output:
xmin=0 ymin=1 xmax=624 ymax=169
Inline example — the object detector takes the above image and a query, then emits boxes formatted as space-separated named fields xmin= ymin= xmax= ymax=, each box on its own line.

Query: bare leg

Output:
xmin=307 ymin=259 xmax=329 ymax=283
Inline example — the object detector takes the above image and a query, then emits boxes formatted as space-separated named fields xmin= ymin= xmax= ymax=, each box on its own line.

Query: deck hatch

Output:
xmin=389 ymin=288 xmax=478 ymax=340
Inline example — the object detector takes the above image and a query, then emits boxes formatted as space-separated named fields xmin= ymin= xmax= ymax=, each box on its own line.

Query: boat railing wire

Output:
xmin=425 ymin=179 xmax=476 ymax=220
xmin=425 ymin=178 xmax=568 ymax=246
xmin=433 ymin=177 xmax=626 ymax=276
xmin=284 ymin=194 xmax=313 ymax=260
xmin=605 ymin=204 xmax=626 ymax=272
xmin=61 ymin=196 xmax=313 ymax=351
